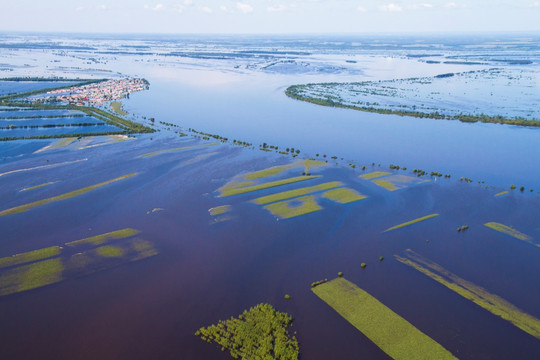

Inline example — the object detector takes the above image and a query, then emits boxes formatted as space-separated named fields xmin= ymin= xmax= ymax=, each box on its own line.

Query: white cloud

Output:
xmin=97 ymin=4 xmax=107 ymax=10
xmin=220 ymin=5 xmax=233 ymax=13
xmin=530 ymin=1 xmax=540 ymax=7
xmin=409 ymin=3 xmax=433 ymax=9
xmin=75 ymin=6 xmax=85 ymax=12
xmin=268 ymin=4 xmax=287 ymax=12
xmin=184 ymin=0 xmax=193 ymax=5
xmin=379 ymin=3 xmax=403 ymax=12
xmin=357 ymin=6 xmax=367 ymax=13
xmin=144 ymin=4 xmax=164 ymax=11
xmin=444 ymin=2 xmax=457 ymax=8
xmin=236 ymin=2 xmax=254 ymax=14
xmin=201 ymin=6 xmax=212 ymax=13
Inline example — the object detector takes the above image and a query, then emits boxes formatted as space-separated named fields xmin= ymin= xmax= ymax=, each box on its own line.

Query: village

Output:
xmin=40 ymin=78 xmax=148 ymax=106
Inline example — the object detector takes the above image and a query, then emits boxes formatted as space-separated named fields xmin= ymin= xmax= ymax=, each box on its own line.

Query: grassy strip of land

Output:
xmin=373 ymin=179 xmax=399 ymax=191
xmin=110 ymin=101 xmax=127 ymax=116
xmin=20 ymin=182 xmax=56 ymax=192
xmin=312 ymin=277 xmax=457 ymax=360
xmin=253 ymin=181 xmax=342 ymax=205
xmin=286 ymin=85 xmax=540 ymax=128
xmin=484 ymin=222 xmax=532 ymax=243
xmin=95 ymin=245 xmax=125 ymax=258
xmin=360 ymin=171 xmax=391 ymax=180
xmin=195 ymin=303 xmax=299 ymax=360
xmin=395 ymin=250 xmax=540 ymax=339
xmin=0 ymin=158 xmax=87 ymax=177
xmin=384 ymin=214 xmax=439 ymax=232
xmin=321 ymin=187 xmax=366 ymax=203
xmin=0 ymin=114 xmax=85 ymax=120
xmin=244 ymin=160 xmax=326 ymax=180
xmin=219 ymin=176 xmax=320 ymax=197
xmin=264 ymin=195 xmax=322 ymax=219
xmin=138 ymin=142 xmax=220 ymax=158
xmin=494 ymin=191 xmax=509 ymax=197
xmin=66 ymin=228 xmax=139 ymax=247
xmin=0 ymin=246 xmax=61 ymax=269
xmin=0 ymin=173 xmax=137 ymax=216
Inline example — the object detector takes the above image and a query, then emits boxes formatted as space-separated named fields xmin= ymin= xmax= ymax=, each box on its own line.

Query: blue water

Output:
xmin=0 ymin=109 xmax=85 ymax=118
xmin=0 ymin=124 xmax=122 ymax=137
xmin=0 ymin=81 xmax=75 ymax=96
xmin=0 ymin=116 xmax=101 ymax=127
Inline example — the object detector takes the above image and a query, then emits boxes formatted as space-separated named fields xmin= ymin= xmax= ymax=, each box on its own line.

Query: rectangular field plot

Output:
xmin=395 ymin=250 xmax=540 ymax=339
xmin=360 ymin=171 xmax=391 ymax=180
xmin=321 ymin=187 xmax=366 ymax=203
xmin=264 ymin=195 xmax=322 ymax=219
xmin=253 ymin=181 xmax=341 ymax=205
xmin=484 ymin=222 xmax=534 ymax=244
xmin=312 ymin=278 xmax=457 ymax=360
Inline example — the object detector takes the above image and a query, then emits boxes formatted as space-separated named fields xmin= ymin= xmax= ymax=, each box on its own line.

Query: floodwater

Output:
xmin=1 ymin=33 xmax=540 ymax=359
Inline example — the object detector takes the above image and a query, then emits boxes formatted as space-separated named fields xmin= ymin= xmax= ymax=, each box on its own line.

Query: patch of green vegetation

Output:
xmin=0 ymin=258 xmax=63 ymax=296
xmin=0 ymin=246 xmax=61 ymax=269
xmin=395 ymin=250 xmax=540 ymax=340
xmin=219 ymin=176 xmax=320 ymax=197
xmin=495 ymin=191 xmax=509 ymax=197
xmin=372 ymin=179 xmax=398 ymax=191
xmin=66 ymin=228 xmax=139 ymax=247
xmin=130 ymin=239 xmax=159 ymax=259
xmin=20 ymin=181 xmax=55 ymax=192
xmin=195 ymin=303 xmax=299 ymax=360
xmin=244 ymin=164 xmax=292 ymax=180
xmin=253 ymin=181 xmax=341 ymax=205
xmin=0 ymin=173 xmax=137 ymax=217
xmin=312 ymin=278 xmax=457 ymax=360
xmin=360 ymin=171 xmax=391 ymax=180
xmin=110 ymin=101 xmax=127 ymax=116
xmin=264 ymin=195 xmax=322 ymax=219
xmin=209 ymin=205 xmax=231 ymax=216
xmin=384 ymin=214 xmax=439 ymax=232
xmin=322 ymin=187 xmax=366 ymax=203
xmin=34 ymin=137 xmax=77 ymax=153
xmin=484 ymin=222 xmax=532 ymax=243
xmin=95 ymin=245 xmax=125 ymax=258
xmin=138 ymin=142 xmax=220 ymax=158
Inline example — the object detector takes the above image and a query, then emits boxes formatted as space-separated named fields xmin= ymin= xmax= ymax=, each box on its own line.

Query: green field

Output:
xmin=384 ymin=214 xmax=439 ymax=232
xmin=321 ymin=187 xmax=366 ymax=203
xmin=110 ymin=101 xmax=127 ymax=116
xmin=484 ymin=222 xmax=532 ymax=243
xmin=264 ymin=195 xmax=322 ymax=219
xmin=0 ymin=258 xmax=63 ymax=296
xmin=373 ymin=179 xmax=399 ymax=191
xmin=138 ymin=142 xmax=220 ymax=158
xmin=360 ymin=171 xmax=391 ymax=180
xmin=494 ymin=191 xmax=509 ymax=197
xmin=312 ymin=278 xmax=457 ymax=359
xmin=209 ymin=205 xmax=231 ymax=216
xmin=219 ymin=175 xmax=320 ymax=197
xmin=395 ymin=250 xmax=540 ymax=339
xmin=0 ymin=173 xmax=137 ymax=217
xmin=253 ymin=181 xmax=341 ymax=205
xmin=20 ymin=182 xmax=56 ymax=192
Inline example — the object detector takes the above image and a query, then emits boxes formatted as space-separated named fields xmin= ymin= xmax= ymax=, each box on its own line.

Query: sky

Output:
xmin=2 ymin=0 xmax=540 ymax=34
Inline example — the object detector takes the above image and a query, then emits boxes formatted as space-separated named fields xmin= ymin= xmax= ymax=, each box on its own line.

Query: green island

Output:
xmin=209 ymin=205 xmax=231 ymax=216
xmin=373 ymin=178 xmax=399 ymax=191
xmin=95 ymin=245 xmax=125 ymax=258
xmin=360 ymin=171 xmax=392 ymax=180
xmin=137 ymin=142 xmax=220 ymax=158
xmin=384 ymin=214 xmax=439 ymax=232
xmin=253 ymin=181 xmax=341 ymax=205
xmin=484 ymin=222 xmax=533 ymax=243
xmin=20 ymin=182 xmax=56 ymax=192
xmin=286 ymin=84 xmax=540 ymax=128
xmin=312 ymin=277 xmax=457 ymax=360
xmin=395 ymin=250 xmax=540 ymax=339
xmin=0 ymin=258 xmax=64 ymax=296
xmin=195 ymin=303 xmax=299 ymax=359
xmin=264 ymin=195 xmax=322 ymax=219
xmin=0 ymin=173 xmax=137 ymax=217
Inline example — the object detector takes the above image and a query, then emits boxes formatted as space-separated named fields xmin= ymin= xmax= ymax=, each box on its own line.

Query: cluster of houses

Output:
xmin=42 ymin=78 xmax=148 ymax=106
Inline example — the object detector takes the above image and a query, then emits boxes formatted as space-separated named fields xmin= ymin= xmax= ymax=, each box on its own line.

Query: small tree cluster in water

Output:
xmin=195 ymin=303 xmax=299 ymax=360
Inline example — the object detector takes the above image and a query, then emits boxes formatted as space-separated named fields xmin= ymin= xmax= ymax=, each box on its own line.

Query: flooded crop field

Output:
xmin=0 ymin=33 xmax=539 ymax=359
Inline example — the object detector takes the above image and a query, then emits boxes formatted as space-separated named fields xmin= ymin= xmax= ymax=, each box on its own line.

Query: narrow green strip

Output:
xmin=0 ymin=173 xmax=137 ymax=216
xmin=219 ymin=176 xmax=320 ymax=197
xmin=312 ymin=278 xmax=457 ymax=360
xmin=373 ymin=179 xmax=398 ymax=191
xmin=138 ymin=142 xmax=219 ymax=158
xmin=494 ymin=191 xmax=509 ymax=197
xmin=395 ymin=250 xmax=540 ymax=339
xmin=0 ymin=246 xmax=61 ymax=269
xmin=484 ymin=222 xmax=531 ymax=242
xmin=66 ymin=228 xmax=140 ymax=247
xmin=20 ymin=182 xmax=55 ymax=192
xmin=253 ymin=181 xmax=341 ymax=205
xmin=384 ymin=214 xmax=439 ymax=232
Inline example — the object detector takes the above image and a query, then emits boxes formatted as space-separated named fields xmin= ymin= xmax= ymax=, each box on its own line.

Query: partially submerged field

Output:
xmin=1 ymin=125 xmax=540 ymax=360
